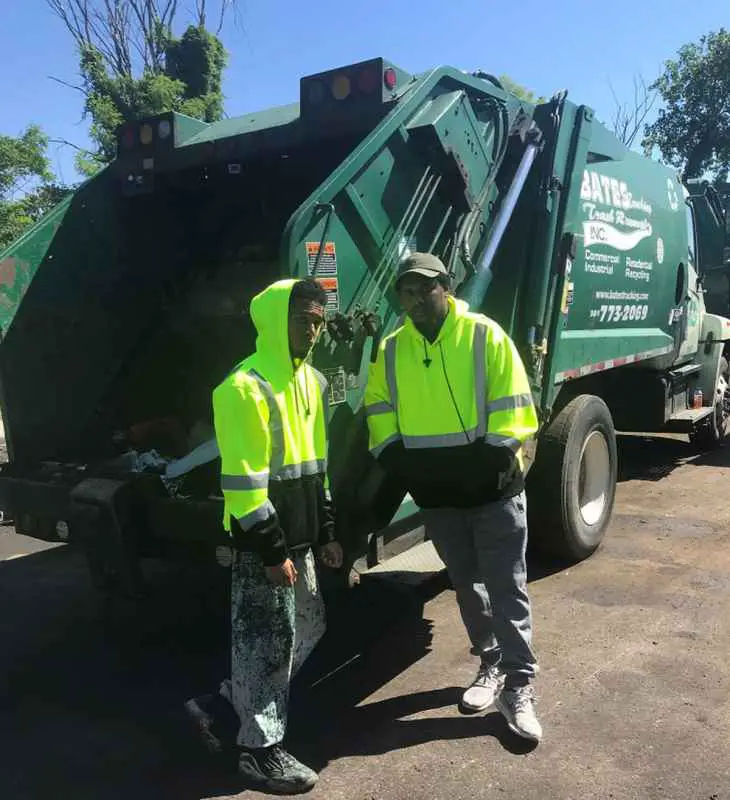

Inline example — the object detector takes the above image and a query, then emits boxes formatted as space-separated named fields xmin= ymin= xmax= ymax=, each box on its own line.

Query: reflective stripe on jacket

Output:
xmin=213 ymin=279 xmax=333 ymax=565
xmin=364 ymin=295 xmax=539 ymax=508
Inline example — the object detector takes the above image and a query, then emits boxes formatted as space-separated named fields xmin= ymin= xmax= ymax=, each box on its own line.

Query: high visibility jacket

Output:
xmin=365 ymin=296 xmax=539 ymax=508
xmin=212 ymin=279 xmax=334 ymax=566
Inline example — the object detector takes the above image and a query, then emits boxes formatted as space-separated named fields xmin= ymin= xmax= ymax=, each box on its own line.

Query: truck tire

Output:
xmin=528 ymin=395 xmax=617 ymax=561
xmin=689 ymin=357 xmax=730 ymax=450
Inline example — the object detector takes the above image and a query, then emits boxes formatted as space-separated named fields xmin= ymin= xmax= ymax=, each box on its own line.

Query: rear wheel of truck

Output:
xmin=689 ymin=357 xmax=730 ymax=450
xmin=528 ymin=395 xmax=617 ymax=562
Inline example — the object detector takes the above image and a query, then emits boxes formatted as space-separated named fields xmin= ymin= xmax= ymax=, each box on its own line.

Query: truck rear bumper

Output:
xmin=0 ymin=471 xmax=227 ymax=551
xmin=0 ymin=473 xmax=75 ymax=542
xmin=0 ymin=471 xmax=428 ymax=583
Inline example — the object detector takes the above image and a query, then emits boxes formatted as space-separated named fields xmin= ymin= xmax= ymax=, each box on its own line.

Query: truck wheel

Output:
xmin=689 ymin=357 xmax=730 ymax=450
xmin=528 ymin=395 xmax=617 ymax=561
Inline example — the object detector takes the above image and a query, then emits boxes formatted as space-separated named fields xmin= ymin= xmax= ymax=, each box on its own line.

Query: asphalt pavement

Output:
xmin=1 ymin=433 xmax=729 ymax=800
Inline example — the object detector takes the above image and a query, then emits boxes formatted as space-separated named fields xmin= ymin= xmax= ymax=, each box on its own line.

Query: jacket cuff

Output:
xmin=260 ymin=537 xmax=289 ymax=567
xmin=485 ymin=442 xmax=516 ymax=472
xmin=377 ymin=439 xmax=406 ymax=475
xmin=234 ymin=512 xmax=289 ymax=566
xmin=318 ymin=489 xmax=337 ymax=546
xmin=318 ymin=519 xmax=336 ymax=547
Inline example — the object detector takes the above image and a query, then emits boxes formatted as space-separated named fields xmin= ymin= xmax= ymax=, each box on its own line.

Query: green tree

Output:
xmin=643 ymin=29 xmax=730 ymax=181
xmin=0 ymin=126 xmax=70 ymax=252
xmin=47 ymin=0 xmax=232 ymax=176
xmin=498 ymin=75 xmax=547 ymax=105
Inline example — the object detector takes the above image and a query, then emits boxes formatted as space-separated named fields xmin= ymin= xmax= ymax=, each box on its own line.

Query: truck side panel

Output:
xmin=549 ymin=141 xmax=690 ymax=385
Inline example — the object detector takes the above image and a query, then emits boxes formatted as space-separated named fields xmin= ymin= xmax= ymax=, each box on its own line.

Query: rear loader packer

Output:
xmin=1 ymin=57 xmax=729 ymax=603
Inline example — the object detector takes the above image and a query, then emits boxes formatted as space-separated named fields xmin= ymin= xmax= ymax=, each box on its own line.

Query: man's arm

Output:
xmin=317 ymin=480 xmax=343 ymax=568
xmin=364 ymin=338 xmax=405 ymax=474
xmin=484 ymin=322 xmax=539 ymax=463
xmin=213 ymin=379 xmax=289 ymax=567
xmin=317 ymin=480 xmax=337 ymax=546
xmin=311 ymin=369 xmax=342 ymax=567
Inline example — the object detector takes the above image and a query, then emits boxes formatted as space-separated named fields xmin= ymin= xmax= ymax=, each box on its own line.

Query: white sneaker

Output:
xmin=495 ymin=685 xmax=543 ymax=742
xmin=461 ymin=665 xmax=504 ymax=712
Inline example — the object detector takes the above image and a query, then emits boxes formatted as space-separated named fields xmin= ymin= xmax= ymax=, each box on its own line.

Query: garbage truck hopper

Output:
xmin=0 ymin=59 xmax=538 ymax=577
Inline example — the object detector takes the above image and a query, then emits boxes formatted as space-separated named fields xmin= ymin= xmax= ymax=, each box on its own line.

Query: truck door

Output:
xmin=675 ymin=203 xmax=702 ymax=361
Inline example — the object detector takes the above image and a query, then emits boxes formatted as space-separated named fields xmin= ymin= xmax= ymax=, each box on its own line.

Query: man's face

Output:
xmin=288 ymin=298 xmax=326 ymax=359
xmin=397 ymin=273 xmax=448 ymax=327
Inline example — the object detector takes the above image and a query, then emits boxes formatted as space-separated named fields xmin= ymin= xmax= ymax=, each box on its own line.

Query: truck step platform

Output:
xmin=665 ymin=407 xmax=714 ymax=433
xmin=358 ymin=539 xmax=446 ymax=586
xmin=669 ymin=363 xmax=702 ymax=380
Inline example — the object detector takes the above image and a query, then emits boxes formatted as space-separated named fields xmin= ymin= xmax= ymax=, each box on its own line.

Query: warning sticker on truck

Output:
xmin=316 ymin=277 xmax=340 ymax=313
xmin=322 ymin=366 xmax=347 ymax=405
xmin=306 ymin=241 xmax=337 ymax=276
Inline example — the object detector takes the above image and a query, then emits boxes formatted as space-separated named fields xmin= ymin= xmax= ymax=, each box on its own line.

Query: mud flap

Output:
xmin=69 ymin=478 xmax=145 ymax=604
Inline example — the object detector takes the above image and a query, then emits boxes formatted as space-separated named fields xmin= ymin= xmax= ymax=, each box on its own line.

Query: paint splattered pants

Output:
xmin=219 ymin=547 xmax=326 ymax=749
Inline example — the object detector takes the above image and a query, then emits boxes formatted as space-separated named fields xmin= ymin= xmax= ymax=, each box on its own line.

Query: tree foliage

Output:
xmin=0 ymin=126 xmax=70 ymax=252
xmin=498 ymin=75 xmax=547 ymax=105
xmin=47 ymin=0 xmax=232 ymax=175
xmin=643 ymin=29 xmax=730 ymax=181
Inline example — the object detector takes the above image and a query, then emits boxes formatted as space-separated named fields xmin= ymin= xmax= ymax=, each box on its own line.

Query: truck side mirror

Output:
xmin=687 ymin=183 xmax=726 ymax=274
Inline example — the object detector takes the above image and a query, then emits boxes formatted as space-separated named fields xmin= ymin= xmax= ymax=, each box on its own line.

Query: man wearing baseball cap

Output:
xmin=365 ymin=252 xmax=543 ymax=742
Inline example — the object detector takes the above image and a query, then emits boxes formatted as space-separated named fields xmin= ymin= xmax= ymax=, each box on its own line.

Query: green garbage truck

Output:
xmin=0 ymin=57 xmax=728 ymax=601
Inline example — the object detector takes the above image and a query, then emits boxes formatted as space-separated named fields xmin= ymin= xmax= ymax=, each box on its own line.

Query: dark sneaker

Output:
xmin=495 ymin=685 xmax=543 ymax=742
xmin=238 ymin=744 xmax=319 ymax=794
xmin=184 ymin=693 xmax=240 ymax=754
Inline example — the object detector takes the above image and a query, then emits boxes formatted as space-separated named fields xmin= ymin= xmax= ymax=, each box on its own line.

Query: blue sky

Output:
xmin=0 ymin=0 xmax=725 ymax=184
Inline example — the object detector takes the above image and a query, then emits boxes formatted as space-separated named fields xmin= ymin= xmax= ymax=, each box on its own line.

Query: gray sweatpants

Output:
xmin=219 ymin=547 xmax=326 ymax=749
xmin=422 ymin=491 xmax=538 ymax=683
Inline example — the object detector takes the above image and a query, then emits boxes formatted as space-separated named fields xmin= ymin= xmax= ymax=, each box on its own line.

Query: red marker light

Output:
xmin=358 ymin=69 xmax=378 ymax=94
xmin=121 ymin=127 xmax=135 ymax=149
xmin=383 ymin=67 xmax=397 ymax=91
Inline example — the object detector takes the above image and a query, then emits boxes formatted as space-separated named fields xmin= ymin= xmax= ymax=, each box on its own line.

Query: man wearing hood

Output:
xmin=365 ymin=253 xmax=543 ymax=742
xmin=185 ymin=277 xmax=342 ymax=794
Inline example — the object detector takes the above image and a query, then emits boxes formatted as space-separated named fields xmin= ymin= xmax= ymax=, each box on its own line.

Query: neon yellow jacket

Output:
xmin=212 ymin=280 xmax=334 ymax=565
xmin=365 ymin=296 xmax=538 ymax=508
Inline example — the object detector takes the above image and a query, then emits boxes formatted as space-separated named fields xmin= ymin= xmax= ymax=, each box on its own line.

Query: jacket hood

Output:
xmin=249 ymin=278 xmax=299 ymax=389
xmin=404 ymin=295 xmax=471 ymax=343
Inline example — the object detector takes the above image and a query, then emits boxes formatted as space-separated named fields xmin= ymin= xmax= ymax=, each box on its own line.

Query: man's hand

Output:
xmin=266 ymin=559 xmax=298 ymax=586
xmin=319 ymin=542 xmax=344 ymax=569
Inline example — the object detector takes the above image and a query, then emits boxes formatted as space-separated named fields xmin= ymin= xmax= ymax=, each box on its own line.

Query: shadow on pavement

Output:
xmin=290 ymin=682 xmax=536 ymax=774
xmin=288 ymin=569 xmax=538 ymax=770
xmin=616 ymin=433 xmax=730 ymax=483
xmin=1 ymin=544 xmax=518 ymax=798
xmin=0 ymin=546 xmax=237 ymax=800
xmin=9 ymin=429 xmax=730 ymax=795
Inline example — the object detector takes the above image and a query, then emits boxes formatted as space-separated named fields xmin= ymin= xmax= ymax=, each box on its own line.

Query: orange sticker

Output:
xmin=305 ymin=241 xmax=337 ymax=276
xmin=316 ymin=277 xmax=339 ymax=312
